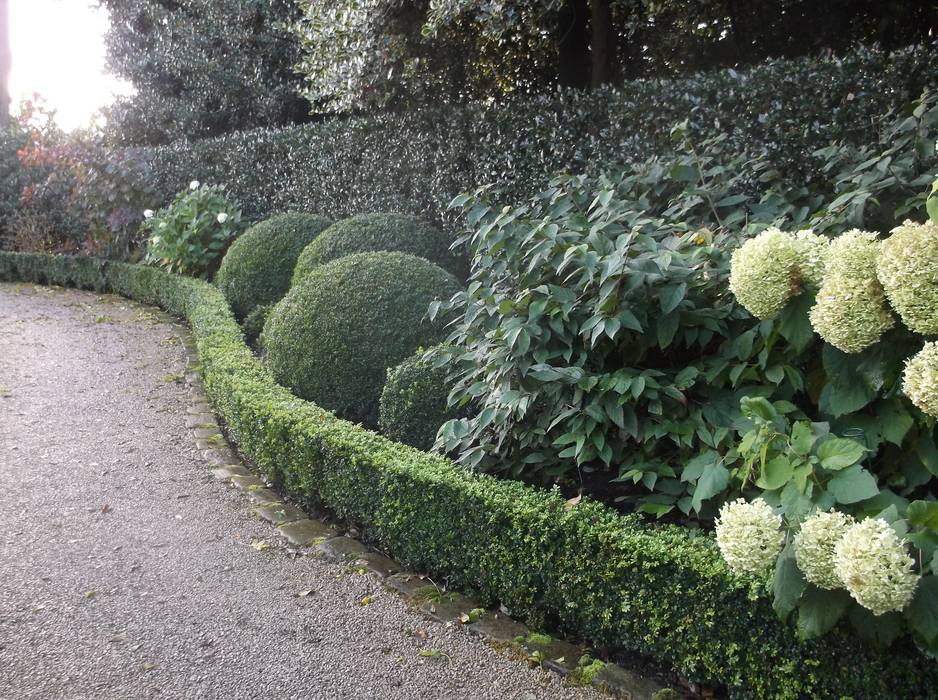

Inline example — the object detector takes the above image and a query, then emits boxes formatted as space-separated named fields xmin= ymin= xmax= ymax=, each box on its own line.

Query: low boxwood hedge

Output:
xmin=2 ymin=250 xmax=936 ymax=700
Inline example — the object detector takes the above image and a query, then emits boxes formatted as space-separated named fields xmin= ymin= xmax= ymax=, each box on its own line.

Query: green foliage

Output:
xmin=242 ymin=303 xmax=273 ymax=347
xmin=215 ymin=212 xmax=332 ymax=320
xmin=264 ymin=252 xmax=461 ymax=427
xmin=2 ymin=250 xmax=938 ymax=699
xmin=123 ymin=45 xmax=938 ymax=229
xmin=293 ymin=212 xmax=467 ymax=285
xmin=292 ymin=0 xmax=935 ymax=112
xmin=436 ymin=89 xmax=938 ymax=519
xmin=0 ymin=121 xmax=28 ymax=244
xmin=435 ymin=165 xmax=778 ymax=511
xmin=379 ymin=345 xmax=467 ymax=451
xmin=99 ymin=0 xmax=309 ymax=145
xmin=143 ymin=183 xmax=244 ymax=277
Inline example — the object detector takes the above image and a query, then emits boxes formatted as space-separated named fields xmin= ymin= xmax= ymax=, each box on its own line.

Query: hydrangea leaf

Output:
xmin=816 ymin=437 xmax=866 ymax=471
xmin=772 ymin=543 xmax=805 ymax=621
xmin=828 ymin=465 xmax=880 ymax=504
xmin=796 ymin=587 xmax=851 ymax=640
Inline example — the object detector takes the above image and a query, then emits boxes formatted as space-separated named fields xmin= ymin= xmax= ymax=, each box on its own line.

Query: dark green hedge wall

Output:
xmin=137 ymin=44 xmax=938 ymax=227
xmin=2 ymin=251 xmax=936 ymax=699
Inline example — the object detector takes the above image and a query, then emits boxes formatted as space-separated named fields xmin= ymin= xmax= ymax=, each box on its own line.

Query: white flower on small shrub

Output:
xmin=715 ymin=498 xmax=784 ymax=575
xmin=189 ymin=180 xmax=200 ymax=190
xmin=793 ymin=510 xmax=853 ymax=589
xmin=143 ymin=209 xmax=154 ymax=219
xmin=217 ymin=212 xmax=229 ymax=224
xmin=833 ymin=518 xmax=919 ymax=616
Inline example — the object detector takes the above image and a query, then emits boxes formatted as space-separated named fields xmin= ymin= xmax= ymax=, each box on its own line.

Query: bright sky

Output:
xmin=8 ymin=0 xmax=132 ymax=131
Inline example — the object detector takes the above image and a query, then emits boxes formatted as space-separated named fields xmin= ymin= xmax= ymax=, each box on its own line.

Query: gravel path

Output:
xmin=0 ymin=283 xmax=601 ymax=700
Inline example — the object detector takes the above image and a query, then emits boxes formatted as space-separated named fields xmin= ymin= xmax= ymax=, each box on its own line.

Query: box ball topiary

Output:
xmin=292 ymin=212 xmax=468 ymax=285
xmin=379 ymin=345 xmax=468 ymax=451
xmin=215 ymin=212 xmax=332 ymax=320
xmin=264 ymin=251 xmax=462 ymax=427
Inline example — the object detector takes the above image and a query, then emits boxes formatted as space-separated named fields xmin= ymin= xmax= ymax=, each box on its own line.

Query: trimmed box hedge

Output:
xmin=2 ymin=250 xmax=936 ymax=700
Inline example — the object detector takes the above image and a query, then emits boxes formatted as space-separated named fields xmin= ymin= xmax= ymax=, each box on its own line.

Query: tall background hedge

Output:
xmin=133 ymin=45 xmax=938 ymax=228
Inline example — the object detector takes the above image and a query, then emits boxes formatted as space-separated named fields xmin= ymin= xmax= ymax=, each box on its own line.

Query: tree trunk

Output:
xmin=589 ymin=0 xmax=615 ymax=88
xmin=557 ymin=0 xmax=590 ymax=89
xmin=0 ymin=0 xmax=9 ymax=128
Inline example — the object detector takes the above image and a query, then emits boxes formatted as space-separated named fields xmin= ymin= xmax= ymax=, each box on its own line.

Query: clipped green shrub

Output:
xmin=3 ymin=251 xmax=938 ymax=699
xmin=265 ymin=251 xmax=461 ymax=427
xmin=292 ymin=212 xmax=466 ymax=285
xmin=215 ymin=212 xmax=332 ymax=320
xmin=379 ymin=345 xmax=465 ymax=451
xmin=242 ymin=303 xmax=273 ymax=346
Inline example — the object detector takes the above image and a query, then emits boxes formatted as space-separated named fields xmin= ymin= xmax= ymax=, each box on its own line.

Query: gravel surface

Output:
xmin=0 ymin=283 xmax=602 ymax=700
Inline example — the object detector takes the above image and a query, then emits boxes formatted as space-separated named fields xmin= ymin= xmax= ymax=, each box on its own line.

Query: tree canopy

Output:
xmin=100 ymin=0 xmax=310 ymax=145
xmin=291 ymin=0 xmax=938 ymax=113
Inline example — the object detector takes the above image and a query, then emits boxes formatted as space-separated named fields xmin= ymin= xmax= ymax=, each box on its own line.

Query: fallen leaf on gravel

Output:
xmin=84 ymin=591 xmax=96 ymax=599
xmin=251 ymin=540 xmax=270 ymax=551
xmin=296 ymin=589 xmax=315 ymax=598
xmin=101 ymin=504 xmax=111 ymax=514
xmin=360 ymin=596 xmax=372 ymax=606
xmin=142 ymin=662 xmax=157 ymax=672
xmin=414 ymin=629 xmax=428 ymax=641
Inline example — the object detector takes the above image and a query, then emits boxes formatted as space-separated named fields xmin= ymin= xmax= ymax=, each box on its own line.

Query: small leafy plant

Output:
xmin=144 ymin=181 xmax=243 ymax=277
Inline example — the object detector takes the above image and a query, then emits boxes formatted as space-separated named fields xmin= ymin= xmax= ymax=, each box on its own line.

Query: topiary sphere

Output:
xmin=215 ymin=212 xmax=332 ymax=320
xmin=292 ymin=212 xmax=467 ymax=286
xmin=379 ymin=345 xmax=465 ymax=451
xmin=878 ymin=220 xmax=938 ymax=335
xmin=264 ymin=252 xmax=461 ymax=427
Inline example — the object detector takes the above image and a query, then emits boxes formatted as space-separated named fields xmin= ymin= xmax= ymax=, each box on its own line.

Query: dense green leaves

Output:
xmin=263 ymin=252 xmax=460 ymax=427
xmin=143 ymin=184 xmax=243 ymax=277
xmin=4 ymin=250 xmax=938 ymax=699
xmin=100 ymin=0 xmax=310 ymax=145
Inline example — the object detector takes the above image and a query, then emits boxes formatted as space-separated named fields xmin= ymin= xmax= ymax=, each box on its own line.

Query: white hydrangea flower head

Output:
xmin=217 ymin=212 xmax=229 ymax=224
xmin=793 ymin=510 xmax=854 ymax=589
xmin=729 ymin=227 xmax=802 ymax=319
xmin=877 ymin=219 xmax=938 ymax=335
xmin=809 ymin=274 xmax=894 ymax=353
xmin=143 ymin=209 xmax=154 ymax=219
xmin=715 ymin=498 xmax=784 ymax=575
xmin=825 ymin=229 xmax=880 ymax=279
xmin=792 ymin=229 xmax=829 ymax=289
xmin=189 ymin=180 xmax=200 ymax=190
xmin=833 ymin=518 xmax=919 ymax=616
xmin=809 ymin=229 xmax=893 ymax=353
xmin=903 ymin=341 xmax=938 ymax=418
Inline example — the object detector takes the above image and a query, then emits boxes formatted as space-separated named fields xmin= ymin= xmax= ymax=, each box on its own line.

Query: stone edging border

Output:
xmin=172 ymin=322 xmax=676 ymax=700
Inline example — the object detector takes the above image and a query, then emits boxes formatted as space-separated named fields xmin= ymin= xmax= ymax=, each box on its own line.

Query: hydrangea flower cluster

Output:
xmin=729 ymin=228 xmax=802 ymax=319
xmin=903 ymin=341 xmax=938 ymax=418
xmin=877 ymin=219 xmax=938 ymax=335
xmin=808 ymin=230 xmax=894 ymax=353
xmin=833 ymin=518 xmax=919 ymax=616
xmin=715 ymin=498 xmax=784 ymax=575
xmin=793 ymin=510 xmax=854 ymax=589
xmin=792 ymin=229 xmax=829 ymax=288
